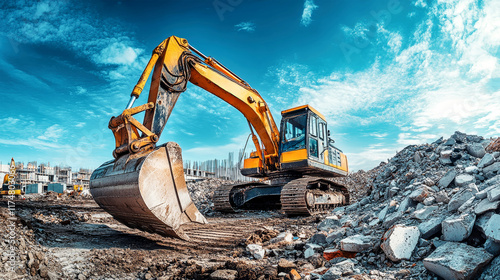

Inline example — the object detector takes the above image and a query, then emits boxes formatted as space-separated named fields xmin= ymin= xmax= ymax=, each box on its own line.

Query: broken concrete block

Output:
xmin=246 ymin=244 xmax=265 ymax=260
xmin=485 ymin=214 xmax=500 ymax=242
xmin=412 ymin=206 xmax=438 ymax=220
xmin=448 ymin=189 xmax=474 ymax=211
xmin=487 ymin=185 xmax=500 ymax=202
xmin=478 ymin=153 xmax=495 ymax=168
xmin=475 ymin=185 xmax=497 ymax=199
xmin=423 ymin=196 xmax=435 ymax=206
xmin=309 ymin=232 xmax=327 ymax=245
xmin=270 ymin=232 xmax=293 ymax=244
xmin=423 ymin=242 xmax=493 ymax=280
xmin=438 ymin=170 xmax=457 ymax=189
xmin=409 ymin=186 xmax=432 ymax=202
xmin=475 ymin=212 xmax=494 ymax=234
xmin=340 ymin=235 xmax=373 ymax=252
xmin=317 ymin=216 xmax=340 ymax=231
xmin=483 ymin=162 xmax=500 ymax=174
xmin=322 ymin=260 xmax=354 ymax=280
xmin=484 ymin=239 xmax=500 ymax=257
xmin=442 ymin=213 xmax=476 ymax=242
xmin=474 ymin=198 xmax=500 ymax=215
xmin=457 ymin=196 xmax=476 ymax=213
xmin=435 ymin=190 xmax=450 ymax=203
xmin=465 ymin=166 xmax=479 ymax=174
xmin=326 ymin=228 xmax=346 ymax=244
xmin=380 ymin=225 xmax=420 ymax=262
xmin=454 ymin=174 xmax=475 ymax=188
xmin=467 ymin=143 xmax=486 ymax=158
xmin=418 ymin=217 xmax=445 ymax=239
xmin=440 ymin=150 xmax=453 ymax=165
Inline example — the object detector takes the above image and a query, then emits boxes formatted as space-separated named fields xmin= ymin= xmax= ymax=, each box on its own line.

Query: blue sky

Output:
xmin=0 ymin=0 xmax=499 ymax=171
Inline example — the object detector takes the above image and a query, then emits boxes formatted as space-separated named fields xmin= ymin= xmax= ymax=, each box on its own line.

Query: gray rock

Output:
xmin=487 ymin=185 xmax=500 ymax=202
xmin=478 ymin=255 xmax=500 ymax=280
xmin=270 ymin=232 xmax=294 ymax=244
xmin=435 ymin=190 xmax=450 ymax=203
xmin=478 ymin=153 xmax=495 ymax=168
xmin=439 ymin=170 xmax=457 ymax=189
xmin=246 ymin=244 xmax=265 ymax=260
xmin=465 ymin=166 xmax=479 ymax=174
xmin=442 ymin=213 xmax=476 ymax=242
xmin=454 ymin=174 xmax=475 ymax=187
xmin=476 ymin=185 xmax=497 ymax=199
xmin=483 ymin=162 xmax=500 ymax=174
xmin=412 ymin=206 xmax=438 ymax=220
xmin=457 ymin=196 xmax=476 ymax=213
xmin=423 ymin=196 xmax=436 ymax=205
xmin=444 ymin=138 xmax=456 ymax=146
xmin=448 ymin=189 xmax=474 ymax=211
xmin=340 ymin=235 xmax=373 ymax=252
xmin=380 ymin=225 xmax=420 ymax=261
xmin=210 ymin=269 xmax=238 ymax=280
xmin=419 ymin=217 xmax=445 ymax=239
xmin=409 ymin=186 xmax=433 ymax=202
xmin=484 ymin=239 xmax=500 ymax=257
xmin=423 ymin=242 xmax=493 ymax=280
xmin=326 ymin=228 xmax=346 ymax=244
xmin=467 ymin=143 xmax=486 ymax=158
xmin=485 ymin=214 xmax=500 ymax=242
xmin=474 ymin=198 xmax=500 ymax=215
xmin=475 ymin=212 xmax=494 ymax=234
xmin=377 ymin=205 xmax=389 ymax=221
xmin=440 ymin=150 xmax=453 ymax=165
xmin=309 ymin=233 xmax=327 ymax=245
xmin=318 ymin=216 xmax=341 ymax=231
xmin=322 ymin=260 xmax=354 ymax=280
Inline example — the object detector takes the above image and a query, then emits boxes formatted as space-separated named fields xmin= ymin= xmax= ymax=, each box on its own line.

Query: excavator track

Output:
xmin=281 ymin=177 xmax=349 ymax=216
xmin=213 ymin=184 xmax=236 ymax=212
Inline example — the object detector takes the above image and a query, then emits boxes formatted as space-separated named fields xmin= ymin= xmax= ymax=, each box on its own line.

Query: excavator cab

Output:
xmin=279 ymin=105 xmax=348 ymax=177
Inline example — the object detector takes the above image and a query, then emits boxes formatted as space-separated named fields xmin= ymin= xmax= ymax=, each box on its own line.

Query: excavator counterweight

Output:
xmin=90 ymin=36 xmax=350 ymax=240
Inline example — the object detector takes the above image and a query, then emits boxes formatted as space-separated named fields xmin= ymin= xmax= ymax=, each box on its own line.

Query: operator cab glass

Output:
xmin=280 ymin=106 xmax=328 ymax=162
xmin=281 ymin=114 xmax=307 ymax=152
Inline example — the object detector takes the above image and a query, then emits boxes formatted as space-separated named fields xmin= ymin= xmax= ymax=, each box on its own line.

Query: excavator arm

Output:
xmin=90 ymin=36 xmax=282 ymax=240
xmin=110 ymin=36 xmax=280 ymax=173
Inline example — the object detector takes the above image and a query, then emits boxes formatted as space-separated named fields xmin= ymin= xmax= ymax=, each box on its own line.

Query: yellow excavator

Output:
xmin=90 ymin=36 xmax=349 ymax=240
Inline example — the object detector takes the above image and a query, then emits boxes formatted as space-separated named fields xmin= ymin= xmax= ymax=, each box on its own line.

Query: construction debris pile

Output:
xmin=0 ymin=207 xmax=62 ymax=280
xmin=239 ymin=132 xmax=500 ymax=279
xmin=186 ymin=178 xmax=235 ymax=215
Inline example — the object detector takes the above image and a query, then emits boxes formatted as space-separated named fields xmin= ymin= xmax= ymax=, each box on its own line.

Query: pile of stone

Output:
xmin=0 ymin=207 xmax=62 ymax=279
xmin=186 ymin=178 xmax=235 ymax=215
xmin=244 ymin=132 xmax=500 ymax=279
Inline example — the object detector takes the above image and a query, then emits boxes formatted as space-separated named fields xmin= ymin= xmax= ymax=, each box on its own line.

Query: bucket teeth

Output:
xmin=90 ymin=142 xmax=207 ymax=240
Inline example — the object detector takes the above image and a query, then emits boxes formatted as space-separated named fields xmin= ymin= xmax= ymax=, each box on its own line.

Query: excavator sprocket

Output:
xmin=280 ymin=177 xmax=350 ymax=216
xmin=89 ymin=142 xmax=207 ymax=240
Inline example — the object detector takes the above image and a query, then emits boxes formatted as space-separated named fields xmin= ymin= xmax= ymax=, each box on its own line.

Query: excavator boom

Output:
xmin=90 ymin=36 xmax=349 ymax=240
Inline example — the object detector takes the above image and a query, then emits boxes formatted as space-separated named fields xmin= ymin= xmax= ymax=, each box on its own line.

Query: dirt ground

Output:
xmin=0 ymin=194 xmax=321 ymax=280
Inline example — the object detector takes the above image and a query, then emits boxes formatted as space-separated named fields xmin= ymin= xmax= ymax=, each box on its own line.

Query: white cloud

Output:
xmin=94 ymin=42 xmax=143 ymax=65
xmin=37 ymin=124 xmax=65 ymax=141
xmin=235 ymin=22 xmax=256 ymax=32
xmin=301 ymin=0 xmax=318 ymax=27
xmin=0 ymin=0 xmax=146 ymax=80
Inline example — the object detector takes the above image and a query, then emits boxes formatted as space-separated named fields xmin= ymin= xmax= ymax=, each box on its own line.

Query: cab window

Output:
xmin=281 ymin=114 xmax=307 ymax=152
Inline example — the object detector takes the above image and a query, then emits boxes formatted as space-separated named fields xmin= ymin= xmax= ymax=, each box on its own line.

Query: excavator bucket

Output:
xmin=89 ymin=142 xmax=207 ymax=240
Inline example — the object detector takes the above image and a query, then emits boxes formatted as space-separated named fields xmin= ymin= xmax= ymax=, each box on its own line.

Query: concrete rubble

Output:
xmin=423 ymin=242 xmax=492 ymax=280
